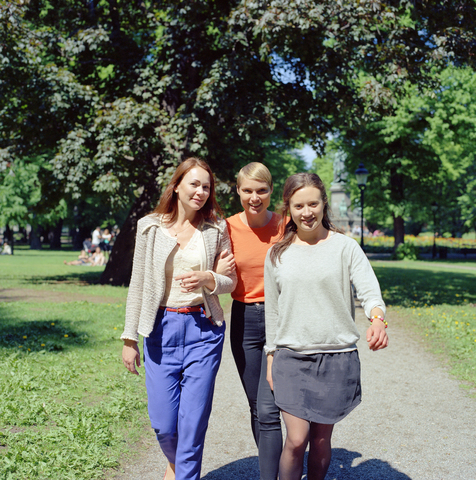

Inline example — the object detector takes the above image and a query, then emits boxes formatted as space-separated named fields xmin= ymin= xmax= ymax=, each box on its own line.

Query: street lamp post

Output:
xmin=431 ymin=202 xmax=438 ymax=259
xmin=355 ymin=163 xmax=369 ymax=250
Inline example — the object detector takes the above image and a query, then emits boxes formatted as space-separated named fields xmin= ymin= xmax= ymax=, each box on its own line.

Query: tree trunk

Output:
xmin=5 ymin=224 xmax=14 ymax=255
xmin=30 ymin=226 xmax=43 ymax=250
xmin=393 ymin=215 xmax=405 ymax=250
xmin=49 ymin=220 xmax=63 ymax=249
xmin=100 ymin=183 xmax=159 ymax=286
xmin=389 ymin=161 xmax=405 ymax=252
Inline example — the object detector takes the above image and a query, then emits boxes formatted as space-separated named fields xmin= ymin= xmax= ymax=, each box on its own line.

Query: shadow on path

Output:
xmin=201 ymin=449 xmax=411 ymax=480
xmin=325 ymin=448 xmax=411 ymax=479
xmin=201 ymin=456 xmax=259 ymax=480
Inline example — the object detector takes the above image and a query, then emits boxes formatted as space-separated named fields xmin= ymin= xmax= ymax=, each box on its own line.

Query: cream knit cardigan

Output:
xmin=121 ymin=214 xmax=237 ymax=342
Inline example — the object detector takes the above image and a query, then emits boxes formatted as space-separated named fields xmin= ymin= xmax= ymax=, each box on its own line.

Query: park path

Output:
xmin=112 ymin=305 xmax=476 ymax=480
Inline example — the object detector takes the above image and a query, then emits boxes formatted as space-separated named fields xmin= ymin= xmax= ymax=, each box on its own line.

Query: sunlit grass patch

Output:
xmin=0 ymin=247 xmax=123 ymax=298
xmin=0 ymin=248 xmax=235 ymax=479
xmin=391 ymin=303 xmax=476 ymax=389
xmin=0 ymin=300 xmax=148 ymax=479
xmin=371 ymin=260 xmax=476 ymax=390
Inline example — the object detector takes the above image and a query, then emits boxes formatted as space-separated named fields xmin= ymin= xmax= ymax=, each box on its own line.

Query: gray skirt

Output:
xmin=272 ymin=348 xmax=361 ymax=424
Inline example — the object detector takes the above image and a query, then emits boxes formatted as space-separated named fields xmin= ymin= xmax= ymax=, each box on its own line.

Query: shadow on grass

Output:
xmin=373 ymin=265 xmax=476 ymax=307
xmin=201 ymin=449 xmax=411 ymax=479
xmin=0 ymin=315 xmax=90 ymax=353
xmin=17 ymin=270 xmax=104 ymax=286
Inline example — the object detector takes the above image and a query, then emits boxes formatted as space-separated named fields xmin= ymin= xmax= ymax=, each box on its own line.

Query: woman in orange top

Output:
xmin=226 ymin=162 xmax=284 ymax=480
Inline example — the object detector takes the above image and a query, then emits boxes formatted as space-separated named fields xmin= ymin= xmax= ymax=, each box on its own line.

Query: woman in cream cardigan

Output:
xmin=121 ymin=157 xmax=237 ymax=480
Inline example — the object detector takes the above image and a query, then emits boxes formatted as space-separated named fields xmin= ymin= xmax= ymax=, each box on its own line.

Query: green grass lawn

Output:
xmin=0 ymin=250 xmax=474 ymax=478
xmin=0 ymin=248 xmax=233 ymax=479
xmin=0 ymin=249 xmax=144 ymax=479
xmin=0 ymin=247 xmax=125 ymax=298
xmin=372 ymin=260 xmax=476 ymax=391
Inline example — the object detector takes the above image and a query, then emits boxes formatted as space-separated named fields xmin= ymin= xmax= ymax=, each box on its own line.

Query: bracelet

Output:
xmin=370 ymin=315 xmax=388 ymax=328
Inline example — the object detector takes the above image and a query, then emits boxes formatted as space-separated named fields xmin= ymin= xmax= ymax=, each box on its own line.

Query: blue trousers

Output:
xmin=230 ymin=300 xmax=282 ymax=480
xmin=144 ymin=307 xmax=225 ymax=480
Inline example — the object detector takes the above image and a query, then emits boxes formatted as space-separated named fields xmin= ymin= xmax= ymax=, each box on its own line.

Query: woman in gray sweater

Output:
xmin=264 ymin=173 xmax=388 ymax=480
xmin=121 ymin=157 xmax=237 ymax=480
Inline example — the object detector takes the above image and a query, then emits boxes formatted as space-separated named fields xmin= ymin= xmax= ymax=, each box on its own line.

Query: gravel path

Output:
xmin=112 ymin=306 xmax=476 ymax=480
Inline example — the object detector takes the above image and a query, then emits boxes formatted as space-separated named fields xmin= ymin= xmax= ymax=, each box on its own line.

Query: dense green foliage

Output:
xmin=391 ymin=241 xmax=420 ymax=260
xmin=2 ymin=0 xmax=476 ymax=281
xmin=310 ymin=151 xmax=334 ymax=194
xmin=340 ymin=66 xmax=476 ymax=244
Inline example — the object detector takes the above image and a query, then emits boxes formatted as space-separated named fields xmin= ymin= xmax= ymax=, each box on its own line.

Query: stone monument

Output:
xmin=329 ymin=150 xmax=359 ymax=233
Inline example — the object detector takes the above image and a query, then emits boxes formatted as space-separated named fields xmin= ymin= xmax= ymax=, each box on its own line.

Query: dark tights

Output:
xmin=280 ymin=411 xmax=334 ymax=480
xmin=230 ymin=300 xmax=282 ymax=480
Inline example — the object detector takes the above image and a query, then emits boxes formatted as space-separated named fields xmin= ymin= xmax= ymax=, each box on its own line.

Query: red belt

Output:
xmin=160 ymin=305 xmax=204 ymax=314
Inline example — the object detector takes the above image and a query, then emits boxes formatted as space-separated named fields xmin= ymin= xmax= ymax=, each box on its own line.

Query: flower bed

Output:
xmin=350 ymin=235 xmax=476 ymax=255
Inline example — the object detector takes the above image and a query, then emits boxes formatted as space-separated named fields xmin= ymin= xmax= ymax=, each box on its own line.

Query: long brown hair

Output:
xmin=270 ymin=173 xmax=341 ymax=265
xmin=152 ymin=157 xmax=222 ymax=223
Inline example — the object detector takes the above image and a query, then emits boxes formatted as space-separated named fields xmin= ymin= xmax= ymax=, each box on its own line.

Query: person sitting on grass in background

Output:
xmin=64 ymin=247 xmax=106 ymax=266
xmin=83 ymin=237 xmax=93 ymax=253
xmin=89 ymin=246 xmax=106 ymax=266
xmin=64 ymin=250 xmax=91 ymax=265
xmin=1 ymin=241 xmax=12 ymax=255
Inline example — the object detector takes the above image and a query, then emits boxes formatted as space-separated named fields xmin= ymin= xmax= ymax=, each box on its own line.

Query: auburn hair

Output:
xmin=152 ymin=157 xmax=222 ymax=223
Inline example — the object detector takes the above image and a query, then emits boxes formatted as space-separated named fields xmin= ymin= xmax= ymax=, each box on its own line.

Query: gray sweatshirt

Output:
xmin=264 ymin=232 xmax=386 ymax=354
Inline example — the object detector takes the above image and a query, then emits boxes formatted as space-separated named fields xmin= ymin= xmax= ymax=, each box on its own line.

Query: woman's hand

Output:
xmin=122 ymin=340 xmax=141 ymax=375
xmin=175 ymin=271 xmax=215 ymax=292
xmin=366 ymin=322 xmax=389 ymax=351
xmin=214 ymin=249 xmax=236 ymax=276
xmin=266 ymin=354 xmax=274 ymax=391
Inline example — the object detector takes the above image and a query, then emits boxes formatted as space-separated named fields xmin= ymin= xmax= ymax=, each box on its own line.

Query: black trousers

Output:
xmin=230 ymin=300 xmax=282 ymax=480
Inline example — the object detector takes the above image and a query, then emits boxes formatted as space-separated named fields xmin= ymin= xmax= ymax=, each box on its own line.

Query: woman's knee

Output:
xmin=284 ymin=431 xmax=308 ymax=454
xmin=309 ymin=423 xmax=334 ymax=445
xmin=154 ymin=426 xmax=177 ymax=440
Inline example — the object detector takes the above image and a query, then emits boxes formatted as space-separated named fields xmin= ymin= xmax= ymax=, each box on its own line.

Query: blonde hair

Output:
xmin=236 ymin=162 xmax=273 ymax=189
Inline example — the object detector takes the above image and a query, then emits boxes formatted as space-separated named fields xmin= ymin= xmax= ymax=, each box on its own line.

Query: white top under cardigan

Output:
xmin=264 ymin=232 xmax=386 ymax=355
xmin=121 ymin=214 xmax=237 ymax=343
xmin=162 ymin=227 xmax=204 ymax=308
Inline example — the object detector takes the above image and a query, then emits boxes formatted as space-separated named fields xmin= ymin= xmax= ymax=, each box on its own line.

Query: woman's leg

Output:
xmin=257 ymin=349 xmax=282 ymax=480
xmin=307 ymin=423 xmax=334 ymax=480
xmin=144 ymin=311 xmax=182 ymax=465
xmin=230 ymin=300 xmax=265 ymax=446
xmin=279 ymin=411 xmax=310 ymax=480
xmin=164 ymin=462 xmax=175 ymax=480
xmin=173 ymin=310 xmax=225 ymax=480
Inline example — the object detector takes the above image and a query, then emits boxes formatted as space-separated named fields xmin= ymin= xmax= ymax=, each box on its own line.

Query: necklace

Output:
xmin=170 ymin=222 xmax=193 ymax=237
